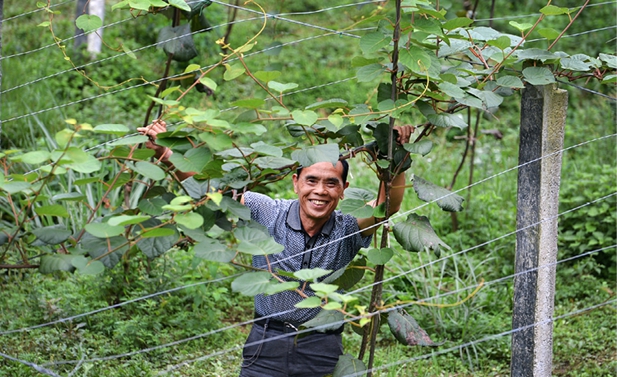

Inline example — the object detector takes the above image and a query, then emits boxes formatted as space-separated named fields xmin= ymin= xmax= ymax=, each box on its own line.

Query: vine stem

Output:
xmin=547 ymin=0 xmax=590 ymax=51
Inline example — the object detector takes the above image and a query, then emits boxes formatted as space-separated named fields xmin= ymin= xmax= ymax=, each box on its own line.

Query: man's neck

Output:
xmin=300 ymin=217 xmax=327 ymax=237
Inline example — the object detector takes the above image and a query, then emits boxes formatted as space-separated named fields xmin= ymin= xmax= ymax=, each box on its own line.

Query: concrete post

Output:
xmin=511 ymin=83 xmax=567 ymax=377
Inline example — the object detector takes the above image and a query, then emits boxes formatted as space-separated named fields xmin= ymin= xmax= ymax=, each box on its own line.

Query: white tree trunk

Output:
xmin=87 ymin=0 xmax=105 ymax=57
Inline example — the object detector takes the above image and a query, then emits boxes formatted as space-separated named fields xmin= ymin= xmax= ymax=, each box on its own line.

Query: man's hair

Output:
xmin=296 ymin=159 xmax=350 ymax=185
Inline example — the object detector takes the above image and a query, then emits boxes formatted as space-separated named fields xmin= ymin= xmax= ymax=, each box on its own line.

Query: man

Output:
xmin=139 ymin=121 xmax=413 ymax=376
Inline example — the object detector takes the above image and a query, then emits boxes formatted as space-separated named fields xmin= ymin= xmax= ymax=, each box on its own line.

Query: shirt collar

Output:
xmin=287 ymin=200 xmax=335 ymax=236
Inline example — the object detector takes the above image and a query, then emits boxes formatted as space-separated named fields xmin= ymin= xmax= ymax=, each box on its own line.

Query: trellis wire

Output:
xmin=0 ymin=0 xmax=75 ymax=24
xmin=473 ymin=0 xmax=616 ymax=22
xmin=37 ymin=242 xmax=617 ymax=368
xmin=2 ymin=133 xmax=614 ymax=336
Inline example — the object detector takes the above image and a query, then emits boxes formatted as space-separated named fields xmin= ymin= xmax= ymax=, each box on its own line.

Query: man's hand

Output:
xmin=137 ymin=120 xmax=171 ymax=161
xmin=393 ymin=125 xmax=415 ymax=145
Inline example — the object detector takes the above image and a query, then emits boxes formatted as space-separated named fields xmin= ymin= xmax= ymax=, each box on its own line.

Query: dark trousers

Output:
xmin=239 ymin=321 xmax=344 ymax=377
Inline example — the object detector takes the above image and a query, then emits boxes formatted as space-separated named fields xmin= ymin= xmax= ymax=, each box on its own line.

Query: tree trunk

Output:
xmin=87 ymin=0 xmax=105 ymax=57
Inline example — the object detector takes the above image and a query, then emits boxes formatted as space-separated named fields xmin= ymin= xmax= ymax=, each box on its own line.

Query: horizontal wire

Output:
xmin=0 ymin=0 xmax=75 ymax=24
xmin=350 ymin=299 xmax=617 ymax=377
xmin=275 ymin=1 xmax=376 ymax=16
xmin=556 ymin=79 xmax=617 ymax=101
xmin=210 ymin=0 xmax=362 ymax=39
xmin=473 ymin=0 xmax=616 ymax=22
xmin=525 ymin=25 xmax=617 ymax=45
xmin=0 ymin=351 xmax=62 ymax=377
xmin=37 ymin=241 xmax=616 ymax=368
xmin=3 ymin=132 xmax=614 ymax=337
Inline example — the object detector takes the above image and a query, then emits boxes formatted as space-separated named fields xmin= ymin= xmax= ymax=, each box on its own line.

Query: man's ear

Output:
xmin=292 ymin=174 xmax=299 ymax=193
xmin=341 ymin=182 xmax=349 ymax=199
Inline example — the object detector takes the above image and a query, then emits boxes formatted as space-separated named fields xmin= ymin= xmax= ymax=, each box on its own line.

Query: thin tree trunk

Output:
xmin=87 ymin=0 xmax=105 ymax=57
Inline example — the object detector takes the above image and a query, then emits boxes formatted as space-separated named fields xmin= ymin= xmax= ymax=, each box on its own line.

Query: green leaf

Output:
xmin=323 ymin=258 xmax=366 ymax=290
xmin=254 ymin=70 xmax=281 ymax=83
xmin=560 ymin=57 xmax=591 ymax=72
xmin=599 ymin=53 xmax=617 ymax=69
xmin=168 ymin=148 xmax=211 ymax=173
xmin=0 ymin=181 xmax=31 ymax=194
xmin=442 ymin=17 xmax=473 ymax=31
xmin=413 ymin=17 xmax=444 ymax=37
xmin=403 ymin=139 xmax=433 ymax=156
xmin=82 ymin=234 xmax=128 ymax=268
xmin=39 ymin=254 xmax=75 ymax=274
xmin=32 ymin=225 xmax=72 ymax=245
xmin=10 ymin=150 xmax=50 ymax=164
xmin=310 ymin=283 xmax=339 ymax=295
xmin=131 ymin=161 xmax=166 ymax=180
xmin=34 ymin=204 xmax=69 ymax=218
xmin=302 ymin=309 xmax=344 ymax=332
xmin=291 ymin=144 xmax=340 ymax=168
xmin=540 ymin=5 xmax=569 ymax=15
xmin=359 ymin=31 xmax=392 ymax=54
xmin=522 ymin=66 xmax=555 ymax=86
xmin=108 ymin=215 xmax=150 ymax=226
xmin=108 ymin=135 xmax=148 ymax=146
xmin=356 ymin=63 xmax=385 ymax=82
xmin=268 ymin=81 xmax=299 ymax=93
xmin=230 ymin=98 xmax=265 ymax=109
xmin=250 ymin=141 xmax=283 ymax=157
xmin=333 ymin=354 xmax=367 ymax=377
xmin=294 ymin=268 xmax=331 ymax=282
xmin=413 ymin=176 xmax=464 ymax=211
xmin=157 ymin=24 xmax=197 ymax=62
xmin=231 ymin=272 xmax=272 ymax=296
xmin=199 ymin=77 xmax=217 ymax=91
xmin=291 ymin=110 xmax=319 ymax=126
xmin=305 ymin=98 xmax=348 ymax=110
xmin=509 ymin=21 xmax=533 ymax=32
xmin=339 ymin=199 xmax=374 ymax=219
xmin=467 ymin=88 xmax=504 ymax=108
xmin=496 ymin=75 xmax=525 ymax=89
xmin=393 ymin=213 xmax=450 ymax=253
xmin=367 ymin=247 xmax=394 ymax=265
xmin=253 ymin=156 xmax=296 ymax=170
xmin=399 ymin=47 xmax=432 ymax=73
xmin=438 ymin=82 xmax=466 ymax=98
xmin=265 ymin=281 xmax=299 ymax=295
xmin=136 ymin=223 xmax=178 ymax=259
xmin=223 ymin=63 xmax=246 ymax=81
xmin=71 ymin=256 xmax=105 ymax=275
xmin=237 ymin=237 xmax=284 ymax=256
xmin=343 ymin=188 xmax=375 ymax=201
xmin=93 ymin=124 xmax=129 ymax=135
xmin=487 ymin=35 xmax=511 ymax=50
xmin=427 ymin=113 xmax=468 ymax=129
xmin=537 ymin=27 xmax=560 ymax=40
xmin=388 ymin=309 xmax=440 ymax=346
xmin=295 ymin=296 xmax=322 ymax=308
xmin=174 ymin=212 xmax=204 ymax=230
xmin=85 ymin=222 xmax=125 ymax=238
xmin=75 ymin=14 xmax=102 ymax=33
xmin=194 ymin=238 xmax=235 ymax=262
xmin=138 ymin=198 xmax=167 ymax=216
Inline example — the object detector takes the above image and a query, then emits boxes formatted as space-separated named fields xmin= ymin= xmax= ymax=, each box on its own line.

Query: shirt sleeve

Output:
xmin=242 ymin=191 xmax=278 ymax=228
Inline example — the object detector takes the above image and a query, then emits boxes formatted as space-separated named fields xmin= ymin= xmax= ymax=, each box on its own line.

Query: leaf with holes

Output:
xmin=333 ymin=354 xmax=367 ymax=377
xmin=388 ymin=309 xmax=440 ymax=346
xmin=231 ymin=272 xmax=273 ymax=296
xmin=393 ymin=214 xmax=450 ymax=253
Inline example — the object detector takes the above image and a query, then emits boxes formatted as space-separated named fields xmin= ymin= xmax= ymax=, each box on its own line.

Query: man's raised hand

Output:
xmin=137 ymin=120 xmax=170 ymax=161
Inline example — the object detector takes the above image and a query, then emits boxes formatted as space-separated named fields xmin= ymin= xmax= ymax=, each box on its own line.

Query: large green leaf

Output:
xmin=367 ymin=247 xmax=394 ymax=265
xmin=293 ymin=268 xmax=331 ymax=282
xmin=253 ymin=156 xmax=296 ymax=170
xmin=388 ymin=309 xmax=440 ymax=346
xmin=356 ymin=63 xmax=386 ymax=82
xmin=174 ymin=212 xmax=204 ymax=230
xmin=75 ymin=14 xmax=102 ymax=33
xmin=93 ymin=124 xmax=130 ymax=135
xmin=302 ymin=309 xmax=344 ymax=332
xmin=157 ymin=24 xmax=197 ymax=62
xmin=291 ymin=110 xmax=319 ymax=126
xmin=339 ymin=199 xmax=374 ymax=219
xmin=291 ymin=144 xmax=340 ymax=168
xmin=323 ymin=258 xmax=366 ymax=291
xmin=108 ymin=215 xmax=151 ymax=226
xmin=295 ymin=296 xmax=322 ymax=308
xmin=71 ymin=256 xmax=105 ymax=275
xmin=85 ymin=222 xmax=125 ymax=238
xmin=31 ymin=225 xmax=72 ymax=245
xmin=403 ymin=139 xmax=433 ymax=156
xmin=0 ymin=181 xmax=31 ymax=194
xmin=268 ymin=81 xmax=298 ymax=93
xmin=413 ymin=176 xmax=464 ymax=212
xmin=522 ymin=66 xmax=555 ymax=86
xmin=9 ymin=150 xmax=50 ymax=165
xmin=168 ymin=148 xmax=211 ymax=173
xmin=237 ymin=237 xmax=284 ymax=256
xmin=427 ymin=113 xmax=468 ymax=129
xmin=136 ymin=221 xmax=179 ymax=259
xmin=359 ymin=31 xmax=392 ymax=54
xmin=194 ymin=238 xmax=235 ymax=262
xmin=305 ymin=98 xmax=348 ymax=110
xmin=343 ymin=188 xmax=375 ymax=202
xmin=82 ymin=234 xmax=128 ymax=268
xmin=62 ymin=147 xmax=102 ymax=173
xmin=231 ymin=272 xmax=273 ymax=296
xmin=250 ymin=141 xmax=283 ymax=157
xmin=399 ymin=46 xmax=432 ymax=74
xmin=333 ymin=354 xmax=367 ymax=377
xmin=34 ymin=204 xmax=69 ymax=218
xmin=131 ymin=161 xmax=166 ymax=181
xmin=392 ymin=213 xmax=450 ymax=253
xmin=39 ymin=254 xmax=76 ymax=274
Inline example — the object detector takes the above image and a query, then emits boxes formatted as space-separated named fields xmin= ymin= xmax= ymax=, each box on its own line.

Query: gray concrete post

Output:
xmin=511 ymin=83 xmax=567 ymax=377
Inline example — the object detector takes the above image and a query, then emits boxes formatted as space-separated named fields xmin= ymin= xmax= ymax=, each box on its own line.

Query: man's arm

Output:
xmin=137 ymin=120 xmax=195 ymax=182
xmin=356 ymin=125 xmax=414 ymax=237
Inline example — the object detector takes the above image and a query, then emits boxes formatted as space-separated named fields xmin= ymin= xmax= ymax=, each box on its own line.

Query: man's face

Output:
xmin=292 ymin=161 xmax=349 ymax=227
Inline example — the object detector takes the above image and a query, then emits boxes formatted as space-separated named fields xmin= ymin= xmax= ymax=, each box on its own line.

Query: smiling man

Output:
xmin=139 ymin=122 xmax=413 ymax=376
